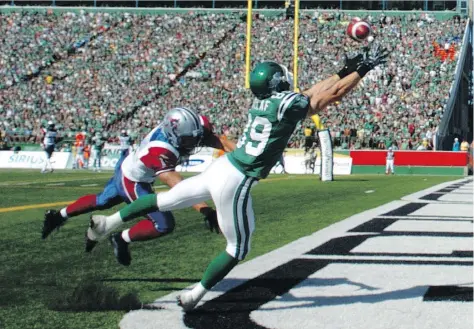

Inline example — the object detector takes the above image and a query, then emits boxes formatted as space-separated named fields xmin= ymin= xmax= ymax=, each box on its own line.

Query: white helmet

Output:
xmin=162 ymin=107 xmax=204 ymax=154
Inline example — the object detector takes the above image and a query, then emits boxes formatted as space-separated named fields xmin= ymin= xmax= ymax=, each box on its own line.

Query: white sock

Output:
xmin=190 ymin=282 xmax=208 ymax=301
xmin=46 ymin=158 xmax=52 ymax=170
xmin=121 ymin=229 xmax=131 ymax=243
xmin=105 ymin=212 xmax=124 ymax=233
xmin=60 ymin=208 xmax=68 ymax=219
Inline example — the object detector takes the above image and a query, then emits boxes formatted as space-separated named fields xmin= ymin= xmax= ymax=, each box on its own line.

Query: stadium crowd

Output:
xmin=0 ymin=9 xmax=467 ymax=150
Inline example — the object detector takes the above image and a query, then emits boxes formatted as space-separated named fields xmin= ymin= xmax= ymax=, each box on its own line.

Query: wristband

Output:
xmin=356 ymin=64 xmax=371 ymax=78
xmin=337 ymin=67 xmax=351 ymax=79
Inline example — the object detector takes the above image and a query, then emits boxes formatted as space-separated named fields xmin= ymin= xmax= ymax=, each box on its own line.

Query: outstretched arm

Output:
xmin=304 ymin=71 xmax=362 ymax=116
xmin=203 ymin=134 xmax=236 ymax=152
xmin=303 ymin=52 xmax=364 ymax=96
xmin=304 ymin=43 xmax=389 ymax=116
xmin=304 ymin=75 xmax=340 ymax=97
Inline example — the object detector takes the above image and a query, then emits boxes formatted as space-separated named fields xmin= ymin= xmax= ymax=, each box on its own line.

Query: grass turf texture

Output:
xmin=0 ymin=169 xmax=459 ymax=329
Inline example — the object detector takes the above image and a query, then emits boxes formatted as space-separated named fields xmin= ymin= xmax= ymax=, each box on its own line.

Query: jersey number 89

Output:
xmin=237 ymin=114 xmax=272 ymax=157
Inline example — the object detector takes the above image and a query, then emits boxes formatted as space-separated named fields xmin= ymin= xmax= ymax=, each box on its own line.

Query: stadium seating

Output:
xmin=0 ymin=10 xmax=466 ymax=150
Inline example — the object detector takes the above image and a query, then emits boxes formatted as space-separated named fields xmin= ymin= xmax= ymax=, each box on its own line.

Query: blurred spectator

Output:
xmin=452 ymin=137 xmax=460 ymax=151
xmin=461 ymin=139 xmax=469 ymax=151
xmin=0 ymin=10 xmax=466 ymax=150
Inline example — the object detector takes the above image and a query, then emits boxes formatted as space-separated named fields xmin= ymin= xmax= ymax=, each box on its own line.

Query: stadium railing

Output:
xmin=0 ymin=6 xmax=461 ymax=20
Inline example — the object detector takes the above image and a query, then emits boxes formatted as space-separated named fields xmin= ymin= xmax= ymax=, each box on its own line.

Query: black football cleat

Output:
xmin=109 ymin=233 xmax=131 ymax=266
xmin=41 ymin=209 xmax=66 ymax=239
xmin=84 ymin=232 xmax=98 ymax=252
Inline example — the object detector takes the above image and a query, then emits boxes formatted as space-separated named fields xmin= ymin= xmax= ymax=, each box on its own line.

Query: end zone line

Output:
xmin=0 ymin=201 xmax=74 ymax=213
xmin=0 ymin=177 xmax=303 ymax=214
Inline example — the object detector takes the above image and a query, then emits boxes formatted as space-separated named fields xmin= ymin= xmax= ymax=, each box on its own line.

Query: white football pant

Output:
xmin=157 ymin=155 xmax=258 ymax=260
xmin=386 ymin=159 xmax=394 ymax=174
xmin=75 ymin=154 xmax=85 ymax=168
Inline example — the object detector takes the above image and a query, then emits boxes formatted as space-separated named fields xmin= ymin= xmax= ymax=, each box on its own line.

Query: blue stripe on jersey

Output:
xmin=150 ymin=127 xmax=168 ymax=143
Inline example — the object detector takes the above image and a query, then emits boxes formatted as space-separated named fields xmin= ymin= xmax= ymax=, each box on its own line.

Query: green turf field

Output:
xmin=0 ymin=169 xmax=459 ymax=329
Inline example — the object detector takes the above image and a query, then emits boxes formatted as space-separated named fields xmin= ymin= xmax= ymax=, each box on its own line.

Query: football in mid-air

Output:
xmin=346 ymin=18 xmax=372 ymax=42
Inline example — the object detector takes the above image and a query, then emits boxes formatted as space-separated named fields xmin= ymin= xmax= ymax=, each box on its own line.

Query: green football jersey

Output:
xmin=92 ymin=136 xmax=105 ymax=151
xmin=228 ymin=91 xmax=310 ymax=179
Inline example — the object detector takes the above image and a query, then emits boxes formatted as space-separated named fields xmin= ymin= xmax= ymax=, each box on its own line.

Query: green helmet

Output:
xmin=249 ymin=61 xmax=294 ymax=100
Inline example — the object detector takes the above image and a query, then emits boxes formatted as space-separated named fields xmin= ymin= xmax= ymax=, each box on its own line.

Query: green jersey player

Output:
xmin=87 ymin=43 xmax=389 ymax=311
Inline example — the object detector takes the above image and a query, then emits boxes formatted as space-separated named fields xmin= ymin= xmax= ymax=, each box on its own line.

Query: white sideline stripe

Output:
xmin=45 ymin=183 xmax=65 ymax=186
xmin=403 ymin=177 xmax=473 ymax=202
xmin=298 ymin=254 xmax=471 ymax=263
xmin=407 ymin=200 xmax=473 ymax=205
xmin=80 ymin=184 xmax=99 ymax=187
xmin=379 ymin=215 xmax=473 ymax=220
xmin=0 ymin=177 xmax=104 ymax=186
xmin=119 ymin=177 xmax=473 ymax=329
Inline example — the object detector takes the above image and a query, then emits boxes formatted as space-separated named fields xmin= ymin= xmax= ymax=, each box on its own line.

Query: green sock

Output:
xmin=201 ymin=251 xmax=239 ymax=290
xmin=119 ymin=194 xmax=159 ymax=222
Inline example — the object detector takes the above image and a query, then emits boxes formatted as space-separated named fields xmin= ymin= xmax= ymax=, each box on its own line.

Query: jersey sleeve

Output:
xmin=138 ymin=142 xmax=179 ymax=175
xmin=199 ymin=115 xmax=214 ymax=137
xmin=277 ymin=92 xmax=310 ymax=122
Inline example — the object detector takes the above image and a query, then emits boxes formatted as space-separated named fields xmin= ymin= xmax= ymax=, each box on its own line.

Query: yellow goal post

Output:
xmin=245 ymin=0 xmax=300 ymax=91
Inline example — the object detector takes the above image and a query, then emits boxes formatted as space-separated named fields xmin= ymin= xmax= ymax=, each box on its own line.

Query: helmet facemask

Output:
xmin=250 ymin=61 xmax=294 ymax=100
xmin=162 ymin=107 xmax=204 ymax=155
xmin=178 ymin=133 xmax=203 ymax=155
xmin=279 ymin=65 xmax=294 ymax=92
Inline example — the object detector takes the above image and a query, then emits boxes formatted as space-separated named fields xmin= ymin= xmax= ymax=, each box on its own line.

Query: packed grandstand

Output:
xmin=0 ymin=8 xmax=468 ymax=151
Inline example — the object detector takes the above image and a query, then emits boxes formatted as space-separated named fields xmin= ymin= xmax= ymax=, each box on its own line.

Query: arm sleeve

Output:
xmin=138 ymin=144 xmax=178 ymax=175
xmin=277 ymin=92 xmax=310 ymax=122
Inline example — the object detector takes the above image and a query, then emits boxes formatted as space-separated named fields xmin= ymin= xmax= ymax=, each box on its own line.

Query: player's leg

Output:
xmin=385 ymin=160 xmax=390 ymax=174
xmin=390 ymin=160 xmax=395 ymax=174
xmin=110 ymin=182 xmax=176 ymax=266
xmin=76 ymin=154 xmax=81 ymax=169
xmin=178 ymin=157 xmax=257 ymax=311
xmin=88 ymin=171 xmax=212 ymax=242
xmin=42 ymin=151 xmax=130 ymax=240
xmin=93 ymin=150 xmax=97 ymax=170
xmin=41 ymin=149 xmax=48 ymax=173
xmin=91 ymin=150 xmax=95 ymax=171
xmin=41 ymin=175 xmax=123 ymax=239
xmin=97 ymin=151 xmax=101 ymax=172
xmin=42 ymin=146 xmax=53 ymax=173
xmin=280 ymin=157 xmax=286 ymax=174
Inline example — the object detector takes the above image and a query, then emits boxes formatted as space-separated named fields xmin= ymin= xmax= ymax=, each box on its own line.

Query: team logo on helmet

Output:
xmin=169 ymin=118 xmax=180 ymax=135
xmin=269 ymin=71 xmax=283 ymax=90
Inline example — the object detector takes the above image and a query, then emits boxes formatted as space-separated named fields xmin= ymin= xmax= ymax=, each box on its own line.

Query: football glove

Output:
xmin=356 ymin=43 xmax=390 ymax=78
xmin=337 ymin=52 xmax=364 ymax=79
xmin=202 ymin=208 xmax=220 ymax=234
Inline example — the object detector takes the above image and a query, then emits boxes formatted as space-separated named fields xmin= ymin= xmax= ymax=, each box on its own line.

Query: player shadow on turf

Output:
xmin=333 ymin=179 xmax=370 ymax=182
xmin=48 ymin=280 xmax=148 ymax=312
xmin=100 ymin=278 xmax=204 ymax=294
xmin=256 ymin=284 xmax=430 ymax=311
xmin=196 ymin=277 xmax=380 ymax=306
xmin=100 ymin=277 xmax=201 ymax=283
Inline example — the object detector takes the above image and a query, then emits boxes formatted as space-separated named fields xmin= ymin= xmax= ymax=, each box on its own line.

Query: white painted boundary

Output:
xmin=120 ymin=177 xmax=473 ymax=329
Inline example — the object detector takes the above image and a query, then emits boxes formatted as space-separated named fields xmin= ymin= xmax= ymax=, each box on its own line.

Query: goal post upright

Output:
xmin=245 ymin=0 xmax=253 ymax=89
xmin=293 ymin=0 xmax=300 ymax=92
